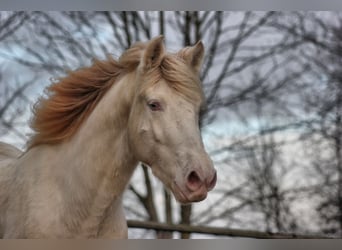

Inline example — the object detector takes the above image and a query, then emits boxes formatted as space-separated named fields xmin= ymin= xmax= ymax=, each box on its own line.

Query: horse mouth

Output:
xmin=172 ymin=181 xmax=208 ymax=204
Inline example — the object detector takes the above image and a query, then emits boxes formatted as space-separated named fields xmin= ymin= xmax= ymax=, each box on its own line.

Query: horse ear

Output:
xmin=182 ymin=41 xmax=205 ymax=74
xmin=140 ymin=35 xmax=165 ymax=71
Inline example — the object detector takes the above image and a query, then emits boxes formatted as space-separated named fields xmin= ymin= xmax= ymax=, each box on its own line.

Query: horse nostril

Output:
xmin=207 ymin=171 xmax=217 ymax=191
xmin=187 ymin=171 xmax=202 ymax=191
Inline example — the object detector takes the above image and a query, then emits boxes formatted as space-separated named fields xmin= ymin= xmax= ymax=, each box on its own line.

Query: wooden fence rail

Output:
xmin=127 ymin=220 xmax=333 ymax=239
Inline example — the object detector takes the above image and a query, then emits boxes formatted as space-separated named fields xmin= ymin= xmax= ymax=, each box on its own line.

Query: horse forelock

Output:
xmin=28 ymin=41 xmax=204 ymax=149
xmin=160 ymin=52 xmax=204 ymax=104
xmin=137 ymin=53 xmax=204 ymax=106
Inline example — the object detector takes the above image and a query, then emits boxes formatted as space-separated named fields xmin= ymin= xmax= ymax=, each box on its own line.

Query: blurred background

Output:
xmin=0 ymin=11 xmax=341 ymax=238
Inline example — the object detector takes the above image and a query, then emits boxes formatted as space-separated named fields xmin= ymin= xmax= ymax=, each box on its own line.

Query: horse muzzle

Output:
xmin=172 ymin=170 xmax=217 ymax=204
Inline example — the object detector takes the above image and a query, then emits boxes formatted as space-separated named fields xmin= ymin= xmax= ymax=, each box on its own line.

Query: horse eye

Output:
xmin=147 ymin=101 xmax=162 ymax=111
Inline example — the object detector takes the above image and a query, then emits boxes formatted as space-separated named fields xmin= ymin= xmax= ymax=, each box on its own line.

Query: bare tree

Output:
xmin=264 ymin=11 xmax=342 ymax=237
xmin=2 ymin=11 xmax=340 ymax=238
xmin=0 ymin=12 xmax=36 ymax=147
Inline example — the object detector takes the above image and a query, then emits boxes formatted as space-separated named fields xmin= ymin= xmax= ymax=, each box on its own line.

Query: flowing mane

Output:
xmin=28 ymin=42 xmax=143 ymax=148
xmin=29 ymin=41 xmax=204 ymax=148
xmin=0 ymin=36 xmax=217 ymax=239
xmin=28 ymin=58 xmax=121 ymax=148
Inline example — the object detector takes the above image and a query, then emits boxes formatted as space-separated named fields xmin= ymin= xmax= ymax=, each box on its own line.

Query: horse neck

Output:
xmin=47 ymin=72 xmax=138 ymax=224
xmin=70 ymin=70 xmax=136 ymax=189
xmin=70 ymin=71 xmax=137 ymax=190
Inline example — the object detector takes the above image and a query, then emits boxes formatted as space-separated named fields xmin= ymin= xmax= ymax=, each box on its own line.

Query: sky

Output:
xmin=0 ymin=12 xmax=336 ymax=237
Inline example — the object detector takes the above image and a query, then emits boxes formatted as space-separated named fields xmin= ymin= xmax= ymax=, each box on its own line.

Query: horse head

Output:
xmin=127 ymin=36 xmax=217 ymax=203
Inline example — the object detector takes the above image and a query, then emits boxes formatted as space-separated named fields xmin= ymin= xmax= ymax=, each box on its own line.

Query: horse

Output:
xmin=0 ymin=36 xmax=217 ymax=238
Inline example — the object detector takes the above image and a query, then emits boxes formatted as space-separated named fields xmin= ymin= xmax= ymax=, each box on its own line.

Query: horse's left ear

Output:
xmin=182 ymin=41 xmax=205 ymax=74
xmin=140 ymin=35 xmax=165 ymax=72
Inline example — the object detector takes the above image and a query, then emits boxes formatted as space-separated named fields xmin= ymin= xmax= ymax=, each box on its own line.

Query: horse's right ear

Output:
xmin=139 ymin=35 xmax=165 ymax=72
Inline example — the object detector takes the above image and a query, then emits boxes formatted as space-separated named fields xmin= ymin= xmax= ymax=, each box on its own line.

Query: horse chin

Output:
xmin=171 ymin=181 xmax=208 ymax=204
